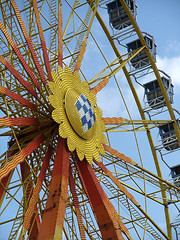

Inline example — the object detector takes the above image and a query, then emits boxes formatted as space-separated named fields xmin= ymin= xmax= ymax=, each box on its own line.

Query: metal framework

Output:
xmin=0 ymin=0 xmax=179 ymax=239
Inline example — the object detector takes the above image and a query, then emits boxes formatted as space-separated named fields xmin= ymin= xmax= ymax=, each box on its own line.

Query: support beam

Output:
xmin=0 ymin=146 xmax=17 ymax=207
xmin=69 ymin=165 xmax=86 ymax=239
xmin=75 ymin=156 xmax=132 ymax=240
xmin=38 ymin=137 xmax=69 ymax=240
xmin=20 ymin=162 xmax=40 ymax=240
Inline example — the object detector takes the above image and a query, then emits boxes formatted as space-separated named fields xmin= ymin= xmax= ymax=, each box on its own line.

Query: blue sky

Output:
xmin=138 ymin=0 xmax=180 ymax=57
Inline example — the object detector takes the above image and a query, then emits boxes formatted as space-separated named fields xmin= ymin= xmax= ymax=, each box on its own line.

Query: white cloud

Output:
xmin=166 ymin=40 xmax=180 ymax=56
xmin=156 ymin=55 xmax=180 ymax=89
xmin=96 ymin=82 xmax=143 ymax=119
xmin=97 ymin=86 xmax=123 ymax=117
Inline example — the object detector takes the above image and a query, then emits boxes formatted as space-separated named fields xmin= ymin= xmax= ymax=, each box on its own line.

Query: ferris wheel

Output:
xmin=0 ymin=0 xmax=180 ymax=239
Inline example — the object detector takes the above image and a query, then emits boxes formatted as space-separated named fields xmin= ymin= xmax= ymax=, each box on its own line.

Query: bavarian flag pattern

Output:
xmin=75 ymin=93 xmax=96 ymax=134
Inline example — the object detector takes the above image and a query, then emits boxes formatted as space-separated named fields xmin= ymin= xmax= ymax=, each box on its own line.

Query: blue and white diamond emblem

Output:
xmin=75 ymin=93 xmax=96 ymax=134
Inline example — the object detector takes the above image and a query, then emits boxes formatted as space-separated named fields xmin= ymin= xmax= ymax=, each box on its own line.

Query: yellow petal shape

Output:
xmin=85 ymin=154 xmax=93 ymax=165
xmin=52 ymin=108 xmax=62 ymax=124
xmin=48 ymin=95 xmax=59 ymax=108
xmin=67 ymin=136 xmax=76 ymax=152
xmin=99 ymin=143 xmax=105 ymax=156
xmin=51 ymin=71 xmax=61 ymax=84
xmin=59 ymin=123 xmax=68 ymax=138
xmin=76 ymin=148 xmax=84 ymax=161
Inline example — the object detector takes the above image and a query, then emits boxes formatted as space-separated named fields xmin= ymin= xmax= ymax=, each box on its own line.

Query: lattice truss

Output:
xmin=0 ymin=0 xmax=179 ymax=239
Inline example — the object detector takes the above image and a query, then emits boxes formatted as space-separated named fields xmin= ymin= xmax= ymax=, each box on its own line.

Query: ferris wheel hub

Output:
xmin=65 ymin=89 xmax=96 ymax=140
xmin=48 ymin=65 xmax=106 ymax=164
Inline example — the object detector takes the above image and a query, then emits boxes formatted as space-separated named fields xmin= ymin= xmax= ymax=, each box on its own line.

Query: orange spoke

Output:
xmin=0 ymin=117 xmax=39 ymax=127
xmin=0 ymin=133 xmax=46 ymax=181
xmin=0 ymin=20 xmax=41 ymax=89
xmin=0 ymin=55 xmax=37 ymax=98
xmin=10 ymin=0 xmax=47 ymax=84
xmin=20 ymin=161 xmax=40 ymax=239
xmin=58 ymin=0 xmax=63 ymax=67
xmin=22 ymin=146 xmax=52 ymax=237
xmin=102 ymin=117 xmax=125 ymax=125
xmin=0 ymin=86 xmax=36 ymax=110
xmin=32 ymin=0 xmax=53 ymax=82
xmin=104 ymin=144 xmax=137 ymax=165
xmin=74 ymin=37 xmax=87 ymax=72
xmin=90 ymin=77 xmax=109 ymax=95
xmin=95 ymin=160 xmax=139 ymax=206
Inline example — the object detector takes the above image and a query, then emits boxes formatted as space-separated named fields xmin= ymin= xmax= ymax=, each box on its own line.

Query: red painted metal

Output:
xmin=0 ymin=117 xmax=39 ymax=127
xmin=38 ymin=137 xmax=70 ymax=240
xmin=75 ymin=156 xmax=123 ymax=240
xmin=0 ymin=86 xmax=37 ymax=110
xmin=0 ymin=134 xmax=46 ymax=182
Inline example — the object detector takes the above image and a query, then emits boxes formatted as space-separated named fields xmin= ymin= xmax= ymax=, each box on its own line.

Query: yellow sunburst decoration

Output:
xmin=48 ymin=65 xmax=107 ymax=164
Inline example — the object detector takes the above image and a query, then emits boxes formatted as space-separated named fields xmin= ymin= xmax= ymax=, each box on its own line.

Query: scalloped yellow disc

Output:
xmin=48 ymin=65 xmax=107 ymax=164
